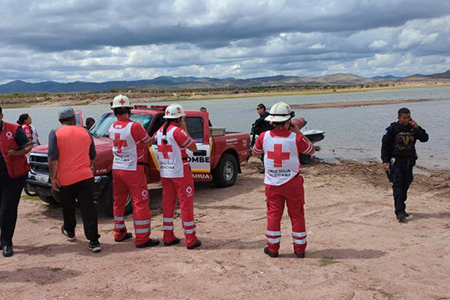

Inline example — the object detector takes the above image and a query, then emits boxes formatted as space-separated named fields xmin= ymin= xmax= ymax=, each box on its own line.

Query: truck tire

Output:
xmin=300 ymin=153 xmax=312 ymax=165
xmin=24 ymin=186 xmax=37 ymax=197
xmin=99 ymin=178 xmax=133 ymax=217
xmin=212 ymin=153 xmax=238 ymax=188
xmin=39 ymin=195 xmax=58 ymax=205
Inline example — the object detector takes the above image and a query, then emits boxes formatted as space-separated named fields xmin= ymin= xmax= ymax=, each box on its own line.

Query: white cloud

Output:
xmin=368 ymin=53 xmax=401 ymax=68
xmin=398 ymin=29 xmax=439 ymax=49
xmin=369 ymin=40 xmax=388 ymax=49
xmin=309 ymin=43 xmax=326 ymax=49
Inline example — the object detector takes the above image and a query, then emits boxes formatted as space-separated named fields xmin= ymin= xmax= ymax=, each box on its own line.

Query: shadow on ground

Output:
xmin=0 ymin=267 xmax=82 ymax=285
xmin=307 ymin=248 xmax=386 ymax=259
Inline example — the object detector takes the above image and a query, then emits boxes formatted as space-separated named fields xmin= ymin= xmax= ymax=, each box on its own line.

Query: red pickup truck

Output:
xmin=26 ymin=105 xmax=251 ymax=215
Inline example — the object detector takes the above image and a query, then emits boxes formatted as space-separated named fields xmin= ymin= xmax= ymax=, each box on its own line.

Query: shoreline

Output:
xmin=0 ymin=83 xmax=449 ymax=109
xmin=290 ymin=98 xmax=442 ymax=109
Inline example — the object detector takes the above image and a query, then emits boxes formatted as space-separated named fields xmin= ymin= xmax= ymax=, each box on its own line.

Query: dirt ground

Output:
xmin=0 ymin=158 xmax=449 ymax=300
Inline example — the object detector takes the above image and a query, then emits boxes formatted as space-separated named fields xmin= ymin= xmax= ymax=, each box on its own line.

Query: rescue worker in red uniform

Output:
xmin=252 ymin=102 xmax=315 ymax=258
xmin=17 ymin=114 xmax=33 ymax=142
xmin=109 ymin=95 xmax=159 ymax=248
xmin=0 ymin=106 xmax=33 ymax=257
xmin=154 ymin=104 xmax=201 ymax=249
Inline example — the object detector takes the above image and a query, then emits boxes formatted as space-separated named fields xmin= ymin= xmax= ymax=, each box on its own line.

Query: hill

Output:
xmin=1 ymin=70 xmax=449 ymax=94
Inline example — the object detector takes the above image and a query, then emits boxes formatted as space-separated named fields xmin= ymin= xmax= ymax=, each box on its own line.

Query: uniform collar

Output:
xmin=271 ymin=126 xmax=291 ymax=137
xmin=117 ymin=116 xmax=131 ymax=122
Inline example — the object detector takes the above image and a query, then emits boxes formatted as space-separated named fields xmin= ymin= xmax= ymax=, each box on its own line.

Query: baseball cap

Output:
xmin=58 ymin=107 xmax=75 ymax=120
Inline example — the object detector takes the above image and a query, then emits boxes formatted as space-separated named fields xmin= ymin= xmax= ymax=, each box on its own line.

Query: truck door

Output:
xmin=150 ymin=116 xmax=212 ymax=182
xmin=185 ymin=116 xmax=211 ymax=181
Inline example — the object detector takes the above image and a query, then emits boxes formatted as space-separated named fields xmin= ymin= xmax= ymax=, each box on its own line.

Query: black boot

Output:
xmin=136 ymin=239 xmax=160 ymax=248
xmin=397 ymin=213 xmax=406 ymax=222
xmin=187 ymin=239 xmax=202 ymax=250
xmin=264 ymin=246 xmax=278 ymax=258
xmin=164 ymin=238 xmax=181 ymax=247
xmin=2 ymin=246 xmax=13 ymax=257
xmin=115 ymin=232 xmax=133 ymax=242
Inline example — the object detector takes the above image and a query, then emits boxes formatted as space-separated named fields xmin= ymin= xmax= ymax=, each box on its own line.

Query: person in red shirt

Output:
xmin=0 ymin=106 xmax=32 ymax=257
xmin=108 ymin=95 xmax=159 ymax=248
xmin=252 ymin=102 xmax=315 ymax=258
xmin=154 ymin=103 xmax=201 ymax=250
xmin=17 ymin=114 xmax=33 ymax=142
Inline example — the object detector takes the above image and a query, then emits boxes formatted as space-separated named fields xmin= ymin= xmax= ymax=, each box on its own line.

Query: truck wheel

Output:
xmin=212 ymin=153 xmax=238 ymax=188
xmin=24 ymin=186 xmax=37 ymax=197
xmin=99 ymin=179 xmax=133 ymax=217
xmin=300 ymin=154 xmax=312 ymax=165
xmin=39 ymin=195 xmax=58 ymax=205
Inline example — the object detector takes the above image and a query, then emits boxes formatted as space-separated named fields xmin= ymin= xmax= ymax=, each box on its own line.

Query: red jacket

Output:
xmin=0 ymin=122 xmax=30 ymax=178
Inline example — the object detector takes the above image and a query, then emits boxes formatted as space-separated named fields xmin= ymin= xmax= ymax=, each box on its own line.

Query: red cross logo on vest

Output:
xmin=113 ymin=133 xmax=127 ymax=153
xmin=158 ymin=143 xmax=173 ymax=159
xmin=119 ymin=99 xmax=125 ymax=105
xmin=267 ymin=144 xmax=290 ymax=167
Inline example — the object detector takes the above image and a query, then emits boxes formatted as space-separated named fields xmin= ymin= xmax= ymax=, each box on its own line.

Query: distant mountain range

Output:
xmin=1 ymin=70 xmax=449 ymax=94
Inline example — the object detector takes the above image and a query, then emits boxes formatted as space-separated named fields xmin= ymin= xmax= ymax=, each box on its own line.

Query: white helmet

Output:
xmin=164 ymin=103 xmax=186 ymax=119
xmin=265 ymin=102 xmax=293 ymax=122
xmin=111 ymin=94 xmax=133 ymax=109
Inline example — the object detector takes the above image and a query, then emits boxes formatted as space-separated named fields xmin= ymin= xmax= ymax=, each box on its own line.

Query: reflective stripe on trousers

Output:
xmin=266 ymin=230 xmax=281 ymax=244
xmin=293 ymin=231 xmax=307 ymax=244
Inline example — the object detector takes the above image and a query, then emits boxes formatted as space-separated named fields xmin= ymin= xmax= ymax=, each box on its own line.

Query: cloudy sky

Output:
xmin=1 ymin=0 xmax=450 ymax=83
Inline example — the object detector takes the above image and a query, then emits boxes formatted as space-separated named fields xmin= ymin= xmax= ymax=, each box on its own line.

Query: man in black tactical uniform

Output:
xmin=381 ymin=108 xmax=429 ymax=222
xmin=251 ymin=104 xmax=274 ymax=173
xmin=252 ymin=104 xmax=273 ymax=137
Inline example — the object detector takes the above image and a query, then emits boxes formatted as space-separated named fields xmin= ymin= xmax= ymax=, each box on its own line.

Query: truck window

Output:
xmin=185 ymin=117 xmax=204 ymax=143
xmin=75 ymin=113 xmax=81 ymax=126
xmin=149 ymin=114 xmax=165 ymax=137
xmin=90 ymin=113 xmax=153 ymax=137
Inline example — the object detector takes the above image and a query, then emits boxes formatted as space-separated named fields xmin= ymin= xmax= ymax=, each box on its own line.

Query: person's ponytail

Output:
xmin=162 ymin=119 xmax=173 ymax=144
xmin=17 ymin=113 xmax=29 ymax=125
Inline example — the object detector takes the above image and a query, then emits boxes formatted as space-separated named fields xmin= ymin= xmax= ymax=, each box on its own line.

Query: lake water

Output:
xmin=2 ymin=86 xmax=449 ymax=170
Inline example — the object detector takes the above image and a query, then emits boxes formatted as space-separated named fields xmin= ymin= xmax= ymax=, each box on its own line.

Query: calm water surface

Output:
xmin=3 ymin=86 xmax=449 ymax=170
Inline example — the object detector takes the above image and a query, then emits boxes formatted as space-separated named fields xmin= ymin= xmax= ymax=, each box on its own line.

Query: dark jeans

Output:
xmin=58 ymin=178 xmax=99 ymax=242
xmin=0 ymin=175 xmax=26 ymax=247
xmin=392 ymin=159 xmax=415 ymax=216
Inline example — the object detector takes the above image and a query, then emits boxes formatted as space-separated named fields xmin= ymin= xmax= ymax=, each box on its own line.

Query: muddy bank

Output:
xmin=0 ymin=159 xmax=449 ymax=299
xmin=290 ymin=98 xmax=440 ymax=109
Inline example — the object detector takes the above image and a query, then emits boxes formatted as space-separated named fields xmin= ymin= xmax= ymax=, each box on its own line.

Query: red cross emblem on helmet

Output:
xmin=177 ymin=107 xmax=181 ymax=113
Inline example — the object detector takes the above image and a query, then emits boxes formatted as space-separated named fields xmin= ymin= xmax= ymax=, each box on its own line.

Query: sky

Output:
xmin=1 ymin=0 xmax=450 ymax=84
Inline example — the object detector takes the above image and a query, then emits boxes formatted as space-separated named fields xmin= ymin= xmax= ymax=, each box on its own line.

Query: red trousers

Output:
xmin=265 ymin=175 xmax=307 ymax=254
xmin=161 ymin=165 xmax=198 ymax=248
xmin=113 ymin=165 xmax=152 ymax=246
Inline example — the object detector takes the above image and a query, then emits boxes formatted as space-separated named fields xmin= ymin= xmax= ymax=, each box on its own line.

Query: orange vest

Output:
xmin=55 ymin=125 xmax=93 ymax=186
xmin=0 ymin=122 xmax=30 ymax=178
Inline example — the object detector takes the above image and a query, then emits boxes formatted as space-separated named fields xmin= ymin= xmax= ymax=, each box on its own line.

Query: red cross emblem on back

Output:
xmin=113 ymin=133 xmax=127 ymax=153
xmin=267 ymin=144 xmax=290 ymax=167
xmin=158 ymin=143 xmax=173 ymax=159
xmin=119 ymin=99 xmax=125 ymax=105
